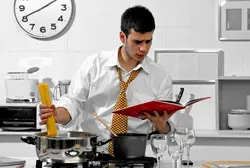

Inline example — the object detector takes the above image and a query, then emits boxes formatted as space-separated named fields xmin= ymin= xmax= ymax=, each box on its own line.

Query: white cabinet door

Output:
xmin=173 ymin=83 xmax=216 ymax=130
xmin=154 ymin=50 xmax=224 ymax=80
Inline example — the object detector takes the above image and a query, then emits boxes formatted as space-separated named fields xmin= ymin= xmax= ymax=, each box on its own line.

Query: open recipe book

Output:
xmin=112 ymin=96 xmax=210 ymax=119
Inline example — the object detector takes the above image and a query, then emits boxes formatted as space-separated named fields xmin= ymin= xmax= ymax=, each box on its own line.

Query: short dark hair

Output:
xmin=121 ymin=5 xmax=155 ymax=37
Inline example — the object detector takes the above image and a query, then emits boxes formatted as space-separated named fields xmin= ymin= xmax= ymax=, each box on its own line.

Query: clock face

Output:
xmin=14 ymin=0 xmax=73 ymax=39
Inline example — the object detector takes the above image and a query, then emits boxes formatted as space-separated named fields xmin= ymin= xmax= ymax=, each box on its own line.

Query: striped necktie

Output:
xmin=108 ymin=66 xmax=141 ymax=156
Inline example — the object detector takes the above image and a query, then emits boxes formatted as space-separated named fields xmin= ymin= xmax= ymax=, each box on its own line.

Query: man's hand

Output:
xmin=39 ymin=104 xmax=56 ymax=125
xmin=39 ymin=104 xmax=72 ymax=125
xmin=144 ymin=111 xmax=171 ymax=134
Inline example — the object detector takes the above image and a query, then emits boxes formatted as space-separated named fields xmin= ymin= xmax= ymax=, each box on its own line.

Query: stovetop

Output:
xmin=36 ymin=153 xmax=157 ymax=168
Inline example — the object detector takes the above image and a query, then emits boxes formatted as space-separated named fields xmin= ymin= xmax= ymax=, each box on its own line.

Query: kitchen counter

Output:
xmin=1 ymin=129 xmax=250 ymax=138
xmin=195 ymin=130 xmax=250 ymax=138
xmin=0 ymin=129 xmax=41 ymax=136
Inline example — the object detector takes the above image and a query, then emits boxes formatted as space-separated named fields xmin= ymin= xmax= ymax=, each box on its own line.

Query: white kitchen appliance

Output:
xmin=5 ymin=72 xmax=39 ymax=103
xmin=53 ymin=80 xmax=71 ymax=100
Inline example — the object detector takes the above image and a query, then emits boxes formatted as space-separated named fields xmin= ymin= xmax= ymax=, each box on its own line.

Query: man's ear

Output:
xmin=120 ymin=31 xmax=126 ymax=43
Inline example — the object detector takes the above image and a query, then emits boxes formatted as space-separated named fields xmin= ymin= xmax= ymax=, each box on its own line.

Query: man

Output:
xmin=40 ymin=5 xmax=175 ymax=149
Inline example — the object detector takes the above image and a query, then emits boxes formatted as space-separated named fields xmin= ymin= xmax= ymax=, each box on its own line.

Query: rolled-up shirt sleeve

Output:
xmin=55 ymin=57 xmax=92 ymax=128
xmin=157 ymin=73 xmax=173 ymax=101
xmin=156 ymin=73 xmax=176 ymax=134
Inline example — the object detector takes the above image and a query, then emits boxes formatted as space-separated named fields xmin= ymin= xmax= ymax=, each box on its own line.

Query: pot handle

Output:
xmin=21 ymin=136 xmax=36 ymax=145
xmin=147 ymin=131 xmax=159 ymax=140
xmin=94 ymin=138 xmax=112 ymax=147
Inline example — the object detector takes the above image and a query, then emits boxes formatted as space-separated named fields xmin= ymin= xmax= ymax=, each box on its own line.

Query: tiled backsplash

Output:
xmin=2 ymin=0 xmax=250 ymax=130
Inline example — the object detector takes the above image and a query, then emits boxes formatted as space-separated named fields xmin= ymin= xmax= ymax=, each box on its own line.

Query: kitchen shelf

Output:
xmin=173 ymin=80 xmax=215 ymax=85
xmin=219 ymin=76 xmax=250 ymax=80
xmin=196 ymin=130 xmax=250 ymax=138
xmin=217 ymin=77 xmax=250 ymax=130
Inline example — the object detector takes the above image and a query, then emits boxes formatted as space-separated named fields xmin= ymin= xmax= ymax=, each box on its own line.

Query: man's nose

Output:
xmin=139 ymin=43 xmax=147 ymax=52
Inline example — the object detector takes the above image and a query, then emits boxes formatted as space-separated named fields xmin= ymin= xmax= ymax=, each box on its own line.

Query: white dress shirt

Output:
xmin=56 ymin=48 xmax=174 ymax=141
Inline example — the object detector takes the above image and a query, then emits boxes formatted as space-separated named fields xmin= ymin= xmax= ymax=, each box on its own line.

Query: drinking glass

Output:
xmin=167 ymin=134 xmax=184 ymax=168
xmin=185 ymin=129 xmax=196 ymax=168
xmin=174 ymin=127 xmax=189 ymax=144
xmin=150 ymin=134 xmax=168 ymax=168
xmin=174 ymin=127 xmax=188 ymax=167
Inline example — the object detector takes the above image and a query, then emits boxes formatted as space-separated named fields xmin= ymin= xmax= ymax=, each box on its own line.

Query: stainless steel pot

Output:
xmin=21 ymin=131 xmax=100 ymax=164
xmin=21 ymin=131 xmax=158 ymax=163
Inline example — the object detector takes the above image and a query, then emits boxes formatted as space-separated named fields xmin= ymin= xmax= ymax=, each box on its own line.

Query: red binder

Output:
xmin=112 ymin=97 xmax=211 ymax=119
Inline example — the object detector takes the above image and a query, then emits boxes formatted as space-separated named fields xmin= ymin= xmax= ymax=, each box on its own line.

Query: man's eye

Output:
xmin=135 ymin=41 xmax=142 ymax=44
xmin=146 ymin=40 xmax=152 ymax=44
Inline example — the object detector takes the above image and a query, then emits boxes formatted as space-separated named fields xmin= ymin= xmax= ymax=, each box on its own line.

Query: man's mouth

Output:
xmin=136 ymin=54 xmax=145 ymax=57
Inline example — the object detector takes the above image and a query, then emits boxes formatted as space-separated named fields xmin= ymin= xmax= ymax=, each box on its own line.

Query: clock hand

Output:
xmin=25 ymin=0 xmax=58 ymax=17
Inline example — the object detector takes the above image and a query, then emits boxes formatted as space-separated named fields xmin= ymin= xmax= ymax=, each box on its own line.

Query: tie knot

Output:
xmin=116 ymin=67 xmax=141 ymax=96
xmin=116 ymin=67 xmax=141 ymax=84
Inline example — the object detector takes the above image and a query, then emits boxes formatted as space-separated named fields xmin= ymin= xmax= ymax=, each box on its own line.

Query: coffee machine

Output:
xmin=53 ymin=80 xmax=71 ymax=100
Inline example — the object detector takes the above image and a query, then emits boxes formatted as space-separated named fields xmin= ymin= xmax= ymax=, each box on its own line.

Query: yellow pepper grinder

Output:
xmin=38 ymin=83 xmax=57 ymax=137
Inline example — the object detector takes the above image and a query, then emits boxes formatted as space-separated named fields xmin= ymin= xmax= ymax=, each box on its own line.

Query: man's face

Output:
xmin=121 ymin=29 xmax=153 ymax=62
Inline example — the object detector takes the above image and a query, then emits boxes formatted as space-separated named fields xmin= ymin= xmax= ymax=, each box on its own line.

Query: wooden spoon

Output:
xmin=93 ymin=112 xmax=117 ymax=136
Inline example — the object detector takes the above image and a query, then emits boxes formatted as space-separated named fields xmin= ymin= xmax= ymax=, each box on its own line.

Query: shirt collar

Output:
xmin=106 ymin=47 xmax=150 ymax=74
xmin=105 ymin=48 xmax=120 ymax=67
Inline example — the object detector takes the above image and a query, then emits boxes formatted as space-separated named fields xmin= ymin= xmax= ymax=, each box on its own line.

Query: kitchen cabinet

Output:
xmin=154 ymin=50 xmax=223 ymax=130
xmin=172 ymin=81 xmax=216 ymax=130
xmin=154 ymin=49 xmax=224 ymax=80
xmin=217 ymin=76 xmax=250 ymax=130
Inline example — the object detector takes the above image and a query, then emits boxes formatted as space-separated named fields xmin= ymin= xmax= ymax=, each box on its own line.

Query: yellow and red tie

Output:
xmin=108 ymin=66 xmax=141 ymax=156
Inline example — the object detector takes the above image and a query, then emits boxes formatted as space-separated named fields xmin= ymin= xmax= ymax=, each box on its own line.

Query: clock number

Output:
xmin=22 ymin=16 xmax=28 ymax=22
xmin=29 ymin=24 xmax=35 ymax=30
xmin=61 ymin=4 xmax=67 ymax=11
xmin=19 ymin=5 xmax=25 ymax=12
xmin=58 ymin=15 xmax=63 ymax=22
xmin=40 ymin=27 xmax=46 ymax=33
xmin=51 ymin=23 xmax=56 ymax=30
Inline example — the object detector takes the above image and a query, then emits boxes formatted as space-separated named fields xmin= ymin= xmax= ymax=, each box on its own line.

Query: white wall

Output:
xmin=1 ymin=0 xmax=250 ymax=102
xmin=1 ymin=0 xmax=250 ymax=160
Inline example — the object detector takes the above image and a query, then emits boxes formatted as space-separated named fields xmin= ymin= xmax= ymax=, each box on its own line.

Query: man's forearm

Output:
xmin=157 ymin=121 xmax=171 ymax=134
xmin=55 ymin=107 xmax=72 ymax=125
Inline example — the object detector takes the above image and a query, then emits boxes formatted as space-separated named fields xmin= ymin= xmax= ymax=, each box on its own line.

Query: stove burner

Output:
xmin=35 ymin=153 xmax=156 ymax=168
xmin=95 ymin=154 xmax=156 ymax=168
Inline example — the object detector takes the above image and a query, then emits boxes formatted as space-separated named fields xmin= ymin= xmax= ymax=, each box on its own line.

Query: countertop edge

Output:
xmin=1 ymin=129 xmax=250 ymax=138
xmin=195 ymin=130 xmax=250 ymax=138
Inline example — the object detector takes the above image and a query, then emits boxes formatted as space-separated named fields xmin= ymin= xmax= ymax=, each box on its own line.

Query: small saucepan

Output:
xmin=96 ymin=131 xmax=158 ymax=159
xmin=92 ymin=112 xmax=158 ymax=158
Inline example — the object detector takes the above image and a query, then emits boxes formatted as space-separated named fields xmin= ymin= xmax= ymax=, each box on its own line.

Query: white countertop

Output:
xmin=195 ymin=130 xmax=250 ymax=138
xmin=1 ymin=129 xmax=250 ymax=139
xmin=0 ymin=129 xmax=41 ymax=136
